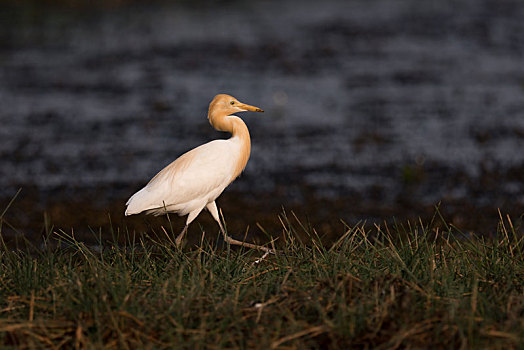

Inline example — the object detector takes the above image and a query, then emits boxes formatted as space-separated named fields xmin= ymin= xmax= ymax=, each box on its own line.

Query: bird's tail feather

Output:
xmin=125 ymin=187 xmax=154 ymax=216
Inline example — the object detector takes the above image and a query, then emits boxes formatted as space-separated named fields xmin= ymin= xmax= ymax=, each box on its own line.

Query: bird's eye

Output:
xmin=230 ymin=101 xmax=235 ymax=105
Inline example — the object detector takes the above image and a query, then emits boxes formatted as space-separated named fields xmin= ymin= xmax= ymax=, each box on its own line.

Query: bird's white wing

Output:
xmin=125 ymin=139 xmax=239 ymax=215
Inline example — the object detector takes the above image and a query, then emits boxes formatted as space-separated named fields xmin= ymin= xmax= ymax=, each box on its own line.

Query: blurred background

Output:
xmin=1 ymin=0 xmax=524 ymax=242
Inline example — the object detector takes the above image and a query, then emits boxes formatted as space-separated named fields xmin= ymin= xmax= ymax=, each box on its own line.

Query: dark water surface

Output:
xmin=1 ymin=0 xmax=524 ymax=240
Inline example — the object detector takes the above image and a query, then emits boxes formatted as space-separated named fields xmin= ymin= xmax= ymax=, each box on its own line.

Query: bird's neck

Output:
xmin=208 ymin=112 xmax=251 ymax=180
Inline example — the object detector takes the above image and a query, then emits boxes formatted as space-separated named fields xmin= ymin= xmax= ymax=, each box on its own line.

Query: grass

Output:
xmin=0 ymin=210 xmax=523 ymax=349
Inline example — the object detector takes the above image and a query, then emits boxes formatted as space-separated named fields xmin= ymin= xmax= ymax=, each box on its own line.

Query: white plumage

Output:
xmin=125 ymin=139 xmax=241 ymax=217
xmin=125 ymin=94 xmax=272 ymax=252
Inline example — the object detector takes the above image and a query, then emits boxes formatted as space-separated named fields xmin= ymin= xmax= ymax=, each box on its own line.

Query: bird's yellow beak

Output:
xmin=237 ymin=102 xmax=264 ymax=113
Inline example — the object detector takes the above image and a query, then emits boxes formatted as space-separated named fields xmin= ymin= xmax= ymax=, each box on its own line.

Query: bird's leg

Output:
xmin=174 ymin=207 xmax=205 ymax=247
xmin=206 ymin=201 xmax=275 ymax=254
xmin=222 ymin=229 xmax=274 ymax=253
xmin=175 ymin=225 xmax=188 ymax=247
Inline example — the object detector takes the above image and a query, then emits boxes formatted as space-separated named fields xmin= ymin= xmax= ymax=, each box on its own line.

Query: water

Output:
xmin=1 ymin=0 xmax=524 ymax=236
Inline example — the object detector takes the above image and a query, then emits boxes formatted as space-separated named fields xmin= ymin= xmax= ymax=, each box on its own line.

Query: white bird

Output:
xmin=125 ymin=94 xmax=272 ymax=252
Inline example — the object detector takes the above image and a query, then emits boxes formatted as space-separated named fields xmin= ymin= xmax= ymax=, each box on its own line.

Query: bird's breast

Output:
xmin=228 ymin=134 xmax=251 ymax=182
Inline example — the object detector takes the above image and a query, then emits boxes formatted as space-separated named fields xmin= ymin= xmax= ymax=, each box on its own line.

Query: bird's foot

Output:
xmin=174 ymin=225 xmax=188 ymax=248
xmin=223 ymin=235 xmax=275 ymax=254
xmin=253 ymin=250 xmax=271 ymax=264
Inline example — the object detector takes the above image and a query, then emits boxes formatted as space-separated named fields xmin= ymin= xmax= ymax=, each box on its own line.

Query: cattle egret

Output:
xmin=125 ymin=94 xmax=272 ymax=253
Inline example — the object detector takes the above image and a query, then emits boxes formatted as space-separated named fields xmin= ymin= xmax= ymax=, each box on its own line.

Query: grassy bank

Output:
xmin=0 ymin=212 xmax=523 ymax=349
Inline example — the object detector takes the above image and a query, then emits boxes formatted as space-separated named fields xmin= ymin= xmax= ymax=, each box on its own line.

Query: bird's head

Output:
xmin=209 ymin=94 xmax=264 ymax=116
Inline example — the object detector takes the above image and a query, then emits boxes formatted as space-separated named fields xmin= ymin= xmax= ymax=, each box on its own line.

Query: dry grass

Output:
xmin=0 ymin=210 xmax=523 ymax=348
